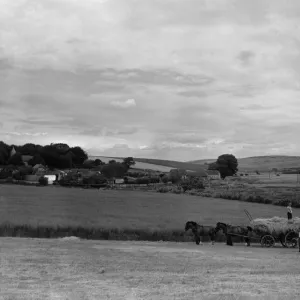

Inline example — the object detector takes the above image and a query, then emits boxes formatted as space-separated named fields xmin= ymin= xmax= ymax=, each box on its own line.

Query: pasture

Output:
xmin=190 ymin=155 xmax=300 ymax=172
xmin=0 ymin=184 xmax=297 ymax=231
xmin=1 ymin=238 xmax=300 ymax=299
xmin=250 ymin=174 xmax=300 ymax=189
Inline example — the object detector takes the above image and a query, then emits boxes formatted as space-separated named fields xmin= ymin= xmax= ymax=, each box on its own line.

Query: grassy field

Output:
xmin=0 ymin=184 xmax=297 ymax=229
xmin=1 ymin=238 xmax=300 ymax=299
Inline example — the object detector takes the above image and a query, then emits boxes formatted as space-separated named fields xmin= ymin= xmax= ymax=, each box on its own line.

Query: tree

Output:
xmin=94 ymin=159 xmax=104 ymax=166
xmin=109 ymin=160 xmax=116 ymax=164
xmin=7 ymin=152 xmax=24 ymax=166
xmin=28 ymin=154 xmax=45 ymax=166
xmin=40 ymin=145 xmax=73 ymax=168
xmin=122 ymin=157 xmax=135 ymax=169
xmin=101 ymin=162 xmax=127 ymax=179
xmin=212 ymin=154 xmax=238 ymax=179
xmin=70 ymin=146 xmax=88 ymax=165
xmin=0 ymin=141 xmax=10 ymax=164
xmin=20 ymin=143 xmax=38 ymax=156
xmin=169 ymin=168 xmax=186 ymax=184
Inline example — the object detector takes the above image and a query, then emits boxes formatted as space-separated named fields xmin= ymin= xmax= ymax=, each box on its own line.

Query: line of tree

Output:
xmin=0 ymin=141 xmax=137 ymax=179
xmin=0 ymin=141 xmax=89 ymax=168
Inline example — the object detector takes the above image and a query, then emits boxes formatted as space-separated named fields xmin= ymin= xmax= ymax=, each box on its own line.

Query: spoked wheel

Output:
xmin=285 ymin=231 xmax=298 ymax=248
xmin=260 ymin=235 xmax=275 ymax=248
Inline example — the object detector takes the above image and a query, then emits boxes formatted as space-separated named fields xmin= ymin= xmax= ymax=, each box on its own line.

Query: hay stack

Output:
xmin=250 ymin=217 xmax=300 ymax=236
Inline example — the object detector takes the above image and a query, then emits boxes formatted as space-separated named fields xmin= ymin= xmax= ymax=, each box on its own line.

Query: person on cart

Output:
xmin=287 ymin=202 xmax=293 ymax=220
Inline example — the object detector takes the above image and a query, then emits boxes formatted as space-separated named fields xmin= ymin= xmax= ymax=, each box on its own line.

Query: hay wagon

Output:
xmin=245 ymin=210 xmax=299 ymax=248
xmin=256 ymin=231 xmax=298 ymax=248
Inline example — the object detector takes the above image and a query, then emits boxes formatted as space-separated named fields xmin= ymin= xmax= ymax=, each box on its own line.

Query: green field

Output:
xmin=0 ymin=184 xmax=297 ymax=230
xmin=1 ymin=238 xmax=300 ymax=299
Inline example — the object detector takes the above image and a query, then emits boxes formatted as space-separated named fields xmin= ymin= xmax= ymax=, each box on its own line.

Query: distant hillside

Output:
xmin=189 ymin=156 xmax=300 ymax=172
xmin=89 ymin=156 xmax=207 ymax=173
xmin=132 ymin=157 xmax=207 ymax=172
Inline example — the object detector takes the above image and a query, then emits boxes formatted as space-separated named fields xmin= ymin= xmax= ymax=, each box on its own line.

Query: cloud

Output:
xmin=4 ymin=132 xmax=48 ymax=137
xmin=237 ymin=50 xmax=255 ymax=66
xmin=111 ymin=98 xmax=136 ymax=108
xmin=1 ymin=0 xmax=300 ymax=160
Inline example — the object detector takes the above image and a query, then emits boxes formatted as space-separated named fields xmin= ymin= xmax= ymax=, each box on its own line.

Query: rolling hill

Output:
xmin=189 ymin=156 xmax=300 ymax=172
xmin=89 ymin=155 xmax=300 ymax=173
xmin=89 ymin=156 xmax=207 ymax=173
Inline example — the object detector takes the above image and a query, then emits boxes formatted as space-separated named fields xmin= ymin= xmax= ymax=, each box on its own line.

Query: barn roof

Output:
xmin=186 ymin=169 xmax=208 ymax=177
xmin=21 ymin=155 xmax=33 ymax=162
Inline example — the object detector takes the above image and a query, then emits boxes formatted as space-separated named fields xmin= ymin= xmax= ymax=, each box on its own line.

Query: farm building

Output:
xmin=10 ymin=147 xmax=16 ymax=157
xmin=21 ymin=155 xmax=33 ymax=164
xmin=186 ymin=169 xmax=208 ymax=179
xmin=207 ymin=170 xmax=220 ymax=179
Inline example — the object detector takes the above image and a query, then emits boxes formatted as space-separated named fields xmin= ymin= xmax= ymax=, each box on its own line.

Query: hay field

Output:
xmin=1 ymin=237 xmax=300 ymax=300
xmin=0 ymin=184 xmax=298 ymax=230
xmin=89 ymin=156 xmax=174 ymax=172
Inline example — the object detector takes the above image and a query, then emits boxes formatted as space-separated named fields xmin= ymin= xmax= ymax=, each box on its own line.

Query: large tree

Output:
xmin=70 ymin=146 xmax=88 ymax=165
xmin=209 ymin=154 xmax=238 ymax=179
xmin=101 ymin=162 xmax=127 ymax=179
xmin=122 ymin=157 xmax=135 ymax=170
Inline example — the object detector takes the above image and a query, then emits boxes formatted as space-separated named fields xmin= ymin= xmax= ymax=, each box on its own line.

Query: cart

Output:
xmin=244 ymin=209 xmax=298 ymax=248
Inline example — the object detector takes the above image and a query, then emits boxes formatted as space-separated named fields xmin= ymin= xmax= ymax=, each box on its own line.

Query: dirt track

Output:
xmin=1 ymin=237 xmax=300 ymax=300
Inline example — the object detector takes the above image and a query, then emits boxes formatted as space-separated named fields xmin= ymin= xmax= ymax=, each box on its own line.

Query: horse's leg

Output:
xmin=244 ymin=236 xmax=250 ymax=246
xmin=227 ymin=235 xmax=233 ymax=246
xmin=210 ymin=233 xmax=215 ymax=245
xmin=195 ymin=234 xmax=200 ymax=245
xmin=199 ymin=235 xmax=203 ymax=245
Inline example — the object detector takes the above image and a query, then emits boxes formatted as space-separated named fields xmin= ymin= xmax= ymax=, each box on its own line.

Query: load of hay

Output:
xmin=250 ymin=216 xmax=300 ymax=236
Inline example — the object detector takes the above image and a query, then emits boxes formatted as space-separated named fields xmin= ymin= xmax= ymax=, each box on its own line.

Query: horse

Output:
xmin=184 ymin=221 xmax=216 ymax=245
xmin=214 ymin=222 xmax=253 ymax=246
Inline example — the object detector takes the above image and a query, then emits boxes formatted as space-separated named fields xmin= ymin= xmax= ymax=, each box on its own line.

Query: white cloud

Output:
xmin=111 ymin=98 xmax=136 ymax=108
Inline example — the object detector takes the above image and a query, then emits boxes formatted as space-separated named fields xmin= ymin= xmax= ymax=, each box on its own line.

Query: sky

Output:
xmin=1 ymin=0 xmax=300 ymax=161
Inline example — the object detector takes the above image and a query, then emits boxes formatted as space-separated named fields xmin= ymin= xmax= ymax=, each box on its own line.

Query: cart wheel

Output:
xmin=285 ymin=231 xmax=298 ymax=248
xmin=260 ymin=235 xmax=275 ymax=248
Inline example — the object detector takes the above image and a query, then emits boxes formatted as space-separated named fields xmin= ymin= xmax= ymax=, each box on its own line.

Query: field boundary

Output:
xmin=0 ymin=222 xmax=265 ymax=244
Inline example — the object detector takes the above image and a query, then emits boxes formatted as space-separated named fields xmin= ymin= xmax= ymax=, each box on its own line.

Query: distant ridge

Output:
xmin=89 ymin=155 xmax=207 ymax=172
xmin=188 ymin=155 xmax=300 ymax=172
xmin=89 ymin=155 xmax=300 ymax=173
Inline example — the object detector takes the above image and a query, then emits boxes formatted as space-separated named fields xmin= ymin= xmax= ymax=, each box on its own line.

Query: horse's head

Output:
xmin=185 ymin=221 xmax=196 ymax=231
xmin=215 ymin=222 xmax=227 ymax=234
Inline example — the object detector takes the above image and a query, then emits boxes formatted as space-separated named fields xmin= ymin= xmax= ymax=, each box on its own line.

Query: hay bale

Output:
xmin=250 ymin=217 xmax=300 ymax=236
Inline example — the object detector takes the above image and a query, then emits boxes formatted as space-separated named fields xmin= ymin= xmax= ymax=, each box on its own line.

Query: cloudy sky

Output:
xmin=0 ymin=0 xmax=299 ymax=161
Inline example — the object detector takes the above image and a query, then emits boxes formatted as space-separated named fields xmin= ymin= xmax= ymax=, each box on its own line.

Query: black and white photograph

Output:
xmin=1 ymin=0 xmax=300 ymax=299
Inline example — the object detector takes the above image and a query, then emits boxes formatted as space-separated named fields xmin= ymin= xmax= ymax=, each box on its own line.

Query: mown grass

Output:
xmin=0 ymin=184 xmax=298 ymax=242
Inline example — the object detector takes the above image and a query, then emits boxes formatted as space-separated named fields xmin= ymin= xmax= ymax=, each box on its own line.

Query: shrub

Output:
xmin=7 ymin=152 xmax=24 ymax=166
xmin=39 ymin=176 xmax=48 ymax=186
xmin=157 ymin=187 xmax=171 ymax=193
xmin=136 ymin=177 xmax=150 ymax=184
xmin=161 ymin=176 xmax=169 ymax=184
xmin=12 ymin=172 xmax=22 ymax=180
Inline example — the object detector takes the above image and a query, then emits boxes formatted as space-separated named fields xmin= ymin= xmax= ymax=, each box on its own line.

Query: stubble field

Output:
xmin=1 ymin=237 xmax=300 ymax=300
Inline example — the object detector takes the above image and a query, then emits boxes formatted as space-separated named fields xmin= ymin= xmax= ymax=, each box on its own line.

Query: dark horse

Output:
xmin=185 ymin=221 xmax=216 ymax=245
xmin=214 ymin=222 xmax=253 ymax=246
